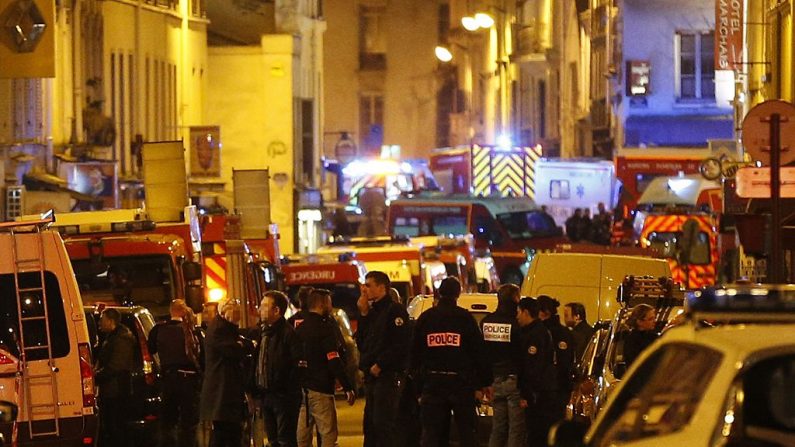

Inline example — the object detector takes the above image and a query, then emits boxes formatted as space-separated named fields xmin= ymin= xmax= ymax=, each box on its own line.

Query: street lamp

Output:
xmin=474 ymin=12 xmax=495 ymax=28
xmin=461 ymin=16 xmax=479 ymax=31
xmin=434 ymin=45 xmax=453 ymax=62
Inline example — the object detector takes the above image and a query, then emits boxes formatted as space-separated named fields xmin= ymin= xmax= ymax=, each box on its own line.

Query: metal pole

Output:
xmin=770 ymin=113 xmax=782 ymax=283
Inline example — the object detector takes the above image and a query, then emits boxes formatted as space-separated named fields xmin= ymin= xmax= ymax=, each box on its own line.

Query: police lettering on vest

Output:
xmin=426 ymin=332 xmax=461 ymax=347
xmin=482 ymin=322 xmax=512 ymax=342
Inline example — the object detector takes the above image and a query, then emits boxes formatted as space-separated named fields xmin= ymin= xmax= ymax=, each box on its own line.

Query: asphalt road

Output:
xmin=337 ymin=397 xmax=366 ymax=446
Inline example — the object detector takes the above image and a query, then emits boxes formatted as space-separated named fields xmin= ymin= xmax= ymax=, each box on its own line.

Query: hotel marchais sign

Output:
xmin=0 ymin=0 xmax=55 ymax=78
xmin=715 ymin=0 xmax=742 ymax=71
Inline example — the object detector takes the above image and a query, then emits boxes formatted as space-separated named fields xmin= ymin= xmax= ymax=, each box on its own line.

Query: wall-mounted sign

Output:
xmin=189 ymin=126 xmax=221 ymax=177
xmin=0 ymin=0 xmax=55 ymax=78
xmin=626 ymin=60 xmax=650 ymax=96
xmin=715 ymin=0 xmax=743 ymax=71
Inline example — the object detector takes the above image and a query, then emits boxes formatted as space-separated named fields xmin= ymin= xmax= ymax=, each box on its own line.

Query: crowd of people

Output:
xmin=563 ymin=202 xmax=613 ymax=245
xmin=91 ymin=271 xmax=665 ymax=447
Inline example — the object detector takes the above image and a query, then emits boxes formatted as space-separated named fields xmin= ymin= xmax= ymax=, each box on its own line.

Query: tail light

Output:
xmin=135 ymin=322 xmax=156 ymax=385
xmin=78 ymin=343 xmax=95 ymax=407
xmin=0 ymin=351 xmax=16 ymax=365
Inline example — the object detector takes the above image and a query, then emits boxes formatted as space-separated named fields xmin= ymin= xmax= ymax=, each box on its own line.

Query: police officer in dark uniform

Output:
xmin=481 ymin=284 xmax=525 ymax=447
xmin=537 ymin=295 xmax=575 ymax=423
xmin=410 ymin=277 xmax=492 ymax=447
xmin=148 ymin=299 xmax=202 ymax=447
xmin=356 ymin=271 xmax=411 ymax=447
xmin=516 ymin=297 xmax=556 ymax=447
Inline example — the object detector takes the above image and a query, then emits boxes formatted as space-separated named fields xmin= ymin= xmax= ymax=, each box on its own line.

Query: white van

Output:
xmin=520 ymin=253 xmax=671 ymax=322
xmin=0 ymin=217 xmax=97 ymax=445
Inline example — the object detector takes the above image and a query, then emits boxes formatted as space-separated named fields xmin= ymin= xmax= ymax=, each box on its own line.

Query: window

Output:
xmin=0 ymin=272 xmax=70 ymax=360
xmin=359 ymin=6 xmax=386 ymax=70
xmin=550 ymin=180 xmax=571 ymax=200
xmin=731 ymin=353 xmax=795 ymax=443
xmin=394 ymin=217 xmax=420 ymax=237
xmin=359 ymin=93 xmax=384 ymax=153
xmin=647 ymin=231 xmax=711 ymax=265
xmin=592 ymin=343 xmax=722 ymax=445
xmin=676 ymin=31 xmax=715 ymax=100
xmin=497 ymin=211 xmax=558 ymax=239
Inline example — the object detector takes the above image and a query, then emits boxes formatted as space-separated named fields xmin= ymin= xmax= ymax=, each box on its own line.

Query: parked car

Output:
xmin=552 ymin=284 xmax=795 ymax=447
xmin=85 ymin=304 xmax=161 ymax=447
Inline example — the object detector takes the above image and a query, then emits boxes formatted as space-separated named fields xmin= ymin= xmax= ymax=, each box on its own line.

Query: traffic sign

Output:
xmin=334 ymin=132 xmax=357 ymax=164
xmin=735 ymin=166 xmax=795 ymax=198
xmin=741 ymin=100 xmax=795 ymax=166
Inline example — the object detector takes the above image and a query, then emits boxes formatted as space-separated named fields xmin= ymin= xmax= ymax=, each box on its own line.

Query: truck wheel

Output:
xmin=502 ymin=268 xmax=523 ymax=286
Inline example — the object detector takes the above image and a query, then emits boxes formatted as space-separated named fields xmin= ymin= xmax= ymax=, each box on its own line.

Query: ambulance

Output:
xmin=280 ymin=254 xmax=366 ymax=322
xmin=633 ymin=175 xmax=722 ymax=289
xmin=317 ymin=236 xmax=441 ymax=300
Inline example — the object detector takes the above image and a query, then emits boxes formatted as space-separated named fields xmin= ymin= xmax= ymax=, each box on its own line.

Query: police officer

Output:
xmin=537 ymin=295 xmax=575 ymax=423
xmin=410 ymin=277 xmax=492 ymax=447
xmin=96 ymin=308 xmax=135 ymax=447
xmin=356 ymin=271 xmax=411 ymax=447
xmin=481 ymin=284 xmax=525 ymax=447
xmin=148 ymin=299 xmax=202 ymax=447
xmin=294 ymin=289 xmax=356 ymax=446
xmin=516 ymin=297 xmax=556 ymax=447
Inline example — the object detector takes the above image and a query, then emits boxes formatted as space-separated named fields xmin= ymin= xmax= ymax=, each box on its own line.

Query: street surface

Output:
xmin=337 ymin=398 xmax=366 ymax=446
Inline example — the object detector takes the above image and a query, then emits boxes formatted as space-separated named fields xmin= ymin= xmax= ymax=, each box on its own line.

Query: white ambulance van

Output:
xmin=0 ymin=216 xmax=97 ymax=446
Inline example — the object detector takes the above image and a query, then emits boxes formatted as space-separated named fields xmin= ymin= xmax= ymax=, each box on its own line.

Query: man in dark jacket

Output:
xmin=356 ymin=271 xmax=410 ymax=447
xmin=481 ymin=284 xmax=525 ymax=447
xmin=516 ymin=297 xmax=556 ymax=447
xmin=254 ymin=291 xmax=301 ymax=447
xmin=563 ymin=302 xmax=594 ymax=363
xmin=295 ymin=289 xmax=356 ymax=446
xmin=410 ymin=277 xmax=492 ymax=447
xmin=96 ymin=308 xmax=135 ymax=447
xmin=148 ymin=299 xmax=202 ymax=447
xmin=199 ymin=299 xmax=256 ymax=447
xmin=537 ymin=295 xmax=575 ymax=424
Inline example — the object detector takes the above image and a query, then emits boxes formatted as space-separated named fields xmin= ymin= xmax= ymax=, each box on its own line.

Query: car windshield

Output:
xmin=647 ymin=231 xmax=710 ymax=265
xmin=496 ymin=211 xmax=557 ymax=239
xmin=72 ymin=255 xmax=177 ymax=315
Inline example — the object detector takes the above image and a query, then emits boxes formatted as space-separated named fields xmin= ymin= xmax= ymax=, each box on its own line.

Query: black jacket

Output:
xmin=251 ymin=317 xmax=300 ymax=396
xmin=295 ymin=312 xmax=352 ymax=394
xmin=148 ymin=319 xmax=201 ymax=372
xmin=545 ymin=316 xmax=575 ymax=394
xmin=200 ymin=315 xmax=255 ymax=423
xmin=480 ymin=302 xmax=522 ymax=378
xmin=570 ymin=321 xmax=595 ymax=362
xmin=410 ymin=300 xmax=492 ymax=391
xmin=623 ymin=329 xmax=658 ymax=367
xmin=357 ymin=296 xmax=410 ymax=374
xmin=95 ymin=324 xmax=136 ymax=399
xmin=517 ymin=320 xmax=556 ymax=402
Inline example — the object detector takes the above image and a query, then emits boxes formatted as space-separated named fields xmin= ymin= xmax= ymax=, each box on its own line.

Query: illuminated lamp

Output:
xmin=475 ymin=13 xmax=495 ymax=28
xmin=208 ymin=288 xmax=226 ymax=302
xmin=435 ymin=45 xmax=453 ymax=62
xmin=461 ymin=16 xmax=479 ymax=31
xmin=496 ymin=134 xmax=512 ymax=149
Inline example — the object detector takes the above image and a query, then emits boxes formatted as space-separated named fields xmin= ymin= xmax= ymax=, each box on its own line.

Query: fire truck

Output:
xmin=633 ymin=175 xmax=722 ymax=289
xmin=317 ymin=236 xmax=444 ymax=300
xmin=280 ymin=254 xmax=367 ymax=321
xmin=54 ymin=207 xmax=204 ymax=319
xmin=388 ymin=194 xmax=567 ymax=285
xmin=429 ymin=145 xmax=542 ymax=197
xmin=412 ymin=234 xmax=499 ymax=292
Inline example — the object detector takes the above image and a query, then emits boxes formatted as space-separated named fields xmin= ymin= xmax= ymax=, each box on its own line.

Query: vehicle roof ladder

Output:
xmin=7 ymin=219 xmax=61 ymax=439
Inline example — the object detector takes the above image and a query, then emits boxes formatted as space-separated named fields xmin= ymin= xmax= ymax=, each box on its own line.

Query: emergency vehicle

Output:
xmin=553 ymin=284 xmax=795 ymax=447
xmin=412 ymin=234 xmax=499 ymax=292
xmin=388 ymin=194 xmax=566 ymax=285
xmin=614 ymin=147 xmax=713 ymax=217
xmin=429 ymin=144 xmax=542 ymax=197
xmin=280 ymin=254 xmax=367 ymax=321
xmin=0 ymin=215 xmax=98 ymax=446
xmin=633 ymin=175 xmax=722 ymax=289
xmin=533 ymin=158 xmax=618 ymax=227
xmin=317 ymin=236 xmax=443 ymax=299
xmin=53 ymin=207 xmax=205 ymax=319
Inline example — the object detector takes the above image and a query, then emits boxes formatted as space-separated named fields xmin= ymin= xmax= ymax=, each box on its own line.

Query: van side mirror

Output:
xmin=549 ymin=418 xmax=588 ymax=447
xmin=185 ymin=285 xmax=204 ymax=313
xmin=182 ymin=261 xmax=203 ymax=282
xmin=0 ymin=401 xmax=17 ymax=423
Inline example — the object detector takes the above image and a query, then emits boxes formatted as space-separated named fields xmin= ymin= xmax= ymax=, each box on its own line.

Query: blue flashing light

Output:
xmin=687 ymin=285 xmax=795 ymax=313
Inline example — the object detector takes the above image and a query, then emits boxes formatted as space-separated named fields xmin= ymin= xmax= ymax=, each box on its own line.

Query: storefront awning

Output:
xmin=624 ymin=114 xmax=733 ymax=147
